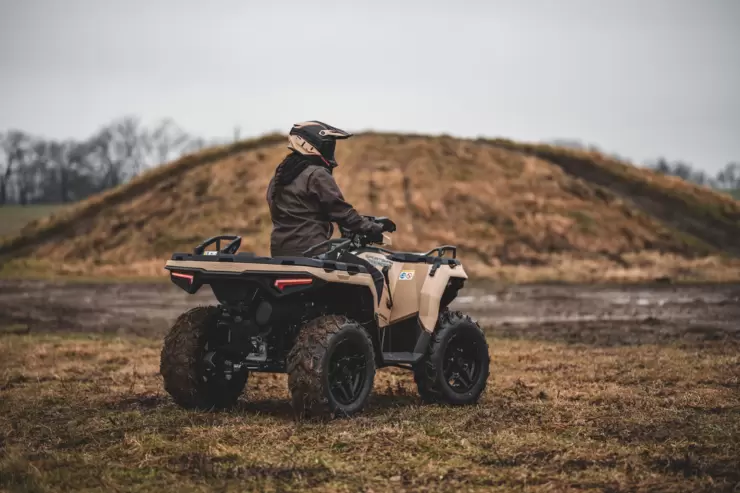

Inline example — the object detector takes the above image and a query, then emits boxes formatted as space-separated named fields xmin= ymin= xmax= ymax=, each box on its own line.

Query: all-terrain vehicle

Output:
xmin=160 ymin=217 xmax=490 ymax=418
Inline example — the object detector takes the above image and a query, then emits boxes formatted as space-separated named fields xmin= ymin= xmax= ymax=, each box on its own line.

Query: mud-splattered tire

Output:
xmin=287 ymin=315 xmax=376 ymax=420
xmin=413 ymin=310 xmax=490 ymax=405
xmin=160 ymin=306 xmax=248 ymax=410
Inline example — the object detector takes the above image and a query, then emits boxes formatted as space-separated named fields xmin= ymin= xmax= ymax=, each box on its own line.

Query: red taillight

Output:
xmin=274 ymin=278 xmax=313 ymax=290
xmin=171 ymin=272 xmax=194 ymax=284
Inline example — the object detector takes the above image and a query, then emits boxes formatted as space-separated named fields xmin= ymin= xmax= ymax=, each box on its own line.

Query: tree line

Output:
xmin=0 ymin=116 xmax=238 ymax=206
xmin=1 ymin=126 xmax=737 ymax=206
xmin=647 ymin=158 xmax=740 ymax=193
xmin=550 ymin=139 xmax=740 ymax=196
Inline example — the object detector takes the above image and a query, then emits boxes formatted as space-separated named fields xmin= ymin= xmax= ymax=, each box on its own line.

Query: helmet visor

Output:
xmin=321 ymin=139 xmax=336 ymax=164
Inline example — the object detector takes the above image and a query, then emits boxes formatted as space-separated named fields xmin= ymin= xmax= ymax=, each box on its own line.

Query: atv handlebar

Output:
xmin=301 ymin=238 xmax=353 ymax=257
xmin=338 ymin=216 xmax=396 ymax=240
xmin=372 ymin=217 xmax=397 ymax=233
xmin=303 ymin=216 xmax=396 ymax=258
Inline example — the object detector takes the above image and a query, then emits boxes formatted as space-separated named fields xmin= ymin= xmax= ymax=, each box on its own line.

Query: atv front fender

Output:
xmin=418 ymin=264 xmax=468 ymax=332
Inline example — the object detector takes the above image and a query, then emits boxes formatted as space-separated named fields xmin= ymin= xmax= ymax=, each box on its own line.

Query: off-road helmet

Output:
xmin=287 ymin=121 xmax=353 ymax=168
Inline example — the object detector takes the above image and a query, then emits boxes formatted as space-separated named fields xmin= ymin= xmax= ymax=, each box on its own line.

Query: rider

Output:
xmin=266 ymin=121 xmax=386 ymax=297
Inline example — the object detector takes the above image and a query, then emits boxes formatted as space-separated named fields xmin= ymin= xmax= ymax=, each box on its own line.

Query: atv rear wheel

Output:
xmin=160 ymin=306 xmax=248 ymax=410
xmin=413 ymin=310 xmax=490 ymax=405
xmin=287 ymin=315 xmax=376 ymax=419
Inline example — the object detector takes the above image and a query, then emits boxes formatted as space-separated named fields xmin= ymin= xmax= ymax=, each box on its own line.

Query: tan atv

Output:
xmin=160 ymin=216 xmax=490 ymax=419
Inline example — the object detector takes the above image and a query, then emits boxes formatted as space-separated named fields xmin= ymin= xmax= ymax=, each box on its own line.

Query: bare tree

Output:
xmin=0 ymin=131 xmax=32 ymax=205
xmin=181 ymin=136 xmax=208 ymax=154
xmin=88 ymin=127 xmax=122 ymax=190
xmin=110 ymin=116 xmax=147 ymax=176
xmin=50 ymin=140 xmax=70 ymax=203
xmin=0 ymin=115 xmax=239 ymax=205
xmin=717 ymin=162 xmax=740 ymax=190
xmin=84 ymin=115 xmax=150 ymax=190
xmin=58 ymin=139 xmax=98 ymax=202
xmin=147 ymin=118 xmax=192 ymax=165
xmin=650 ymin=157 xmax=672 ymax=174
xmin=88 ymin=117 xmax=144 ymax=189
xmin=0 ymin=132 xmax=7 ymax=205
xmin=18 ymin=139 xmax=54 ymax=204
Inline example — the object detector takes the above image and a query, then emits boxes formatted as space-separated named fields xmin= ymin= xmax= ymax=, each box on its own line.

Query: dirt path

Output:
xmin=1 ymin=280 xmax=738 ymax=345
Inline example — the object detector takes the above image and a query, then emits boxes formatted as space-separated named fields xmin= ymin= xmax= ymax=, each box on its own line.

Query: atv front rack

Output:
xmin=423 ymin=245 xmax=457 ymax=259
xmin=387 ymin=251 xmax=460 ymax=277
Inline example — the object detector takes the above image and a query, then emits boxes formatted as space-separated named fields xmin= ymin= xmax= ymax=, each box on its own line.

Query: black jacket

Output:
xmin=266 ymin=154 xmax=378 ymax=257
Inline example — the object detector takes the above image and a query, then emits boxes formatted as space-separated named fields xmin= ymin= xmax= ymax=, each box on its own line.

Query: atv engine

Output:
xmin=217 ymin=301 xmax=274 ymax=362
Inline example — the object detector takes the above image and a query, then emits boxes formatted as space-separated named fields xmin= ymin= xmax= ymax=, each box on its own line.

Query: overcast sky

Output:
xmin=1 ymin=0 xmax=738 ymax=172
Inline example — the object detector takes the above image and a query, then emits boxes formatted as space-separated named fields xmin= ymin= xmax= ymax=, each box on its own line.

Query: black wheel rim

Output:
xmin=442 ymin=332 xmax=483 ymax=393
xmin=328 ymin=338 xmax=367 ymax=406
xmin=199 ymin=342 xmax=242 ymax=388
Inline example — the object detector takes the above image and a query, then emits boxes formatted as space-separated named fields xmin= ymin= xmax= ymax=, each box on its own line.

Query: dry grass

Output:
xmin=1 ymin=329 xmax=738 ymax=492
xmin=1 ymin=133 xmax=740 ymax=283
xmin=485 ymin=139 xmax=740 ymax=256
xmin=0 ymin=205 xmax=66 ymax=239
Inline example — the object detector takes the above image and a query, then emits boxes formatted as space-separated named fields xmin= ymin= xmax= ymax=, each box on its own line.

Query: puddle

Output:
xmin=455 ymin=294 xmax=498 ymax=305
xmin=2 ymin=280 xmax=738 ymax=336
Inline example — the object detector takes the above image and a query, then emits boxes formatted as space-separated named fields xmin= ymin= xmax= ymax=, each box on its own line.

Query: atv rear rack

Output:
xmin=193 ymin=235 xmax=242 ymax=255
xmin=168 ymin=252 xmax=370 ymax=272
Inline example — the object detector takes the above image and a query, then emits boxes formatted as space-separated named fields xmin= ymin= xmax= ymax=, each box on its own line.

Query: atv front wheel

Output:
xmin=414 ymin=310 xmax=490 ymax=405
xmin=160 ymin=306 xmax=248 ymax=410
xmin=287 ymin=315 xmax=376 ymax=419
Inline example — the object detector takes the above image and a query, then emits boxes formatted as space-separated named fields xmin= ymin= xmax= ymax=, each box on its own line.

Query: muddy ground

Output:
xmin=2 ymin=280 xmax=739 ymax=492
xmin=1 ymin=280 xmax=738 ymax=346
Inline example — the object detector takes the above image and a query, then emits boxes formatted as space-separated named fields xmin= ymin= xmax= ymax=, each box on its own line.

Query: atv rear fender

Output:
xmin=164 ymin=256 xmax=379 ymax=308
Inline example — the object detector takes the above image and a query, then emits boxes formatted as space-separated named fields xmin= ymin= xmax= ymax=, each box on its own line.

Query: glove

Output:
xmin=362 ymin=221 xmax=384 ymax=243
xmin=368 ymin=222 xmax=384 ymax=235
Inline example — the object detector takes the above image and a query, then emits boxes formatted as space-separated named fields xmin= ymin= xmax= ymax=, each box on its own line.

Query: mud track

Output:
xmin=0 ymin=280 xmax=737 ymax=347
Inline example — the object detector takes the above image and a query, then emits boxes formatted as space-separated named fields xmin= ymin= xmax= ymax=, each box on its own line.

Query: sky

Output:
xmin=0 ymin=0 xmax=738 ymax=173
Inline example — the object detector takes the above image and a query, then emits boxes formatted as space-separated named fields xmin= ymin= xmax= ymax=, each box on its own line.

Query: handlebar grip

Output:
xmin=373 ymin=217 xmax=396 ymax=233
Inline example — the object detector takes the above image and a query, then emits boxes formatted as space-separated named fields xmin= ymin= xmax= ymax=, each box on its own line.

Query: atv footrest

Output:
xmin=382 ymin=352 xmax=424 ymax=365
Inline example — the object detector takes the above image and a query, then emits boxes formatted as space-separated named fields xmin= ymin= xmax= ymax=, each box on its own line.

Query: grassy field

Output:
xmin=1 ymin=330 xmax=738 ymax=492
xmin=0 ymin=205 xmax=65 ymax=239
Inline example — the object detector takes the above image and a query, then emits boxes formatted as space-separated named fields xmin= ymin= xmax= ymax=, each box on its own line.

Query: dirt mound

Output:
xmin=2 ymin=132 xmax=739 ymax=282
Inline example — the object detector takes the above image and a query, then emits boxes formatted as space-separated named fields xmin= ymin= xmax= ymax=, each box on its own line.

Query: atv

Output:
xmin=160 ymin=216 xmax=490 ymax=419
